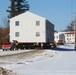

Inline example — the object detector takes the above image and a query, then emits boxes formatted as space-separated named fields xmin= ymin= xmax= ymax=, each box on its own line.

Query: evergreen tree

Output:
xmin=16 ymin=0 xmax=29 ymax=15
xmin=7 ymin=0 xmax=16 ymax=18
xmin=7 ymin=0 xmax=29 ymax=18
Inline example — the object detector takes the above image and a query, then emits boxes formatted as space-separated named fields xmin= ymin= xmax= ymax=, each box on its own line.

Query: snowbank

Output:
xmin=0 ymin=49 xmax=61 ymax=75
xmin=0 ymin=49 xmax=35 ymax=56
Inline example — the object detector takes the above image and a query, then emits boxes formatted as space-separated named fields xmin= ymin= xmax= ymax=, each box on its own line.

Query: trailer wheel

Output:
xmin=11 ymin=43 xmax=16 ymax=50
xmin=5 ymin=49 xmax=7 ymax=51
xmin=53 ymin=44 xmax=56 ymax=48
xmin=3 ymin=49 xmax=4 ymax=51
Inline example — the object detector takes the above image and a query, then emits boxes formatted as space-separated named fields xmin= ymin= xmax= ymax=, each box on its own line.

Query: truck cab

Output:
xmin=2 ymin=42 xmax=11 ymax=51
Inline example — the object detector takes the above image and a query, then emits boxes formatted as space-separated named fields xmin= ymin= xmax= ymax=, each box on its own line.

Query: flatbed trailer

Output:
xmin=2 ymin=41 xmax=56 ymax=51
xmin=15 ymin=42 xmax=56 ymax=49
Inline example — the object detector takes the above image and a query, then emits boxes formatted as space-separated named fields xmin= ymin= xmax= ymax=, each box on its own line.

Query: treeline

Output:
xmin=0 ymin=27 xmax=9 ymax=48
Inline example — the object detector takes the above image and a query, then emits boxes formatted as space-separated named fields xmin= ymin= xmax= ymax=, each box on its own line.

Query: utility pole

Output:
xmin=71 ymin=0 xmax=76 ymax=50
xmin=74 ymin=15 xmax=76 ymax=50
xmin=74 ymin=13 xmax=76 ymax=51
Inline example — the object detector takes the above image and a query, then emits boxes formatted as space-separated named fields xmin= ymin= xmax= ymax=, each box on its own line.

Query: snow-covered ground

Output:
xmin=0 ymin=44 xmax=76 ymax=75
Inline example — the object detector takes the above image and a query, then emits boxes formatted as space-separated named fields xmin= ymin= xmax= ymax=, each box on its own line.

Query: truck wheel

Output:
xmin=13 ymin=47 xmax=17 ymax=50
xmin=3 ymin=49 xmax=4 ymax=51
xmin=6 ymin=49 xmax=7 ymax=51
xmin=53 ymin=44 xmax=56 ymax=48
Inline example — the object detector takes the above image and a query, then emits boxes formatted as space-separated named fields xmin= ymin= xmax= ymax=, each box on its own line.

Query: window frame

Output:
xmin=36 ymin=32 xmax=40 ymax=37
xmin=15 ymin=32 xmax=19 ymax=37
xmin=36 ymin=21 xmax=40 ymax=26
xmin=15 ymin=21 xmax=19 ymax=26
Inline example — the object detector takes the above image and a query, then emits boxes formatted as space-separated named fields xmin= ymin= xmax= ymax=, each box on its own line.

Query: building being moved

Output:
xmin=9 ymin=11 xmax=55 ymax=49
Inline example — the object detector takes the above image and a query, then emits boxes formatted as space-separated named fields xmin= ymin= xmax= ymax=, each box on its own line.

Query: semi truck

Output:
xmin=2 ymin=42 xmax=11 ymax=51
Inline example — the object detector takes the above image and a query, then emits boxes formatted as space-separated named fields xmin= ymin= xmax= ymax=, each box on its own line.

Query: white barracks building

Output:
xmin=65 ymin=31 xmax=74 ymax=44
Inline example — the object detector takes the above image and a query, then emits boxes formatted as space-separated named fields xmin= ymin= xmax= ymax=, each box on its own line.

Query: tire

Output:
xmin=3 ymin=49 xmax=4 ymax=51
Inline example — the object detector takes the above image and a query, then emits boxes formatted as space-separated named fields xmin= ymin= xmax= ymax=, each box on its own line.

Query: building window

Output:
xmin=67 ymin=38 xmax=68 ymax=40
xmin=72 ymin=34 xmax=74 ymax=36
xmin=15 ymin=32 xmax=19 ymax=37
xmin=15 ymin=21 xmax=19 ymax=26
xmin=36 ymin=32 xmax=40 ymax=37
xmin=70 ymin=34 xmax=71 ymax=36
xmin=67 ymin=34 xmax=68 ymax=37
xmin=56 ymin=36 xmax=58 ymax=38
xmin=36 ymin=21 xmax=40 ymax=26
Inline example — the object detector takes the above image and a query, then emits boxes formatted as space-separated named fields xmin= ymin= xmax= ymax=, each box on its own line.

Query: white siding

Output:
xmin=65 ymin=33 xmax=74 ymax=43
xmin=10 ymin=11 xmax=47 ymax=43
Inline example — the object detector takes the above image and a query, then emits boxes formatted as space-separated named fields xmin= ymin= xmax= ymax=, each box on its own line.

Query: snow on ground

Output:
xmin=0 ymin=49 xmax=61 ymax=75
xmin=0 ymin=44 xmax=75 ymax=75
xmin=58 ymin=44 xmax=74 ymax=49
xmin=0 ymin=49 xmax=35 ymax=56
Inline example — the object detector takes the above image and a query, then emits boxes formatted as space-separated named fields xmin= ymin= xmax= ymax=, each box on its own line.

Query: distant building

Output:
xmin=54 ymin=31 xmax=75 ymax=44
xmin=65 ymin=31 xmax=74 ymax=44
xmin=54 ymin=31 xmax=65 ymax=44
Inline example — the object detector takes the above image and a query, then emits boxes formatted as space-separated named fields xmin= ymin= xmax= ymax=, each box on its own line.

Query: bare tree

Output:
xmin=1 ymin=17 xmax=9 ymax=28
xmin=64 ymin=21 xmax=74 ymax=31
xmin=0 ymin=17 xmax=9 ymax=48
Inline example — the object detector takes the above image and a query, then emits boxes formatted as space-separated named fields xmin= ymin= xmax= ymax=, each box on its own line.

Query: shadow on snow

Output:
xmin=51 ymin=47 xmax=75 ymax=51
